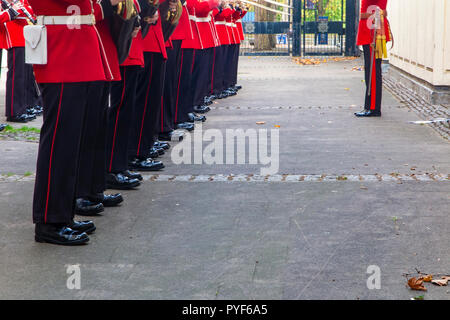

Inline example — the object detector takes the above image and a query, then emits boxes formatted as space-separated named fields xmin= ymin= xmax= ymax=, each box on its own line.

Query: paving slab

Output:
xmin=0 ymin=57 xmax=448 ymax=300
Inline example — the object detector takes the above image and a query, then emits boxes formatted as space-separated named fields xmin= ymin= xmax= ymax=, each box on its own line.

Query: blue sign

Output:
xmin=277 ymin=34 xmax=287 ymax=45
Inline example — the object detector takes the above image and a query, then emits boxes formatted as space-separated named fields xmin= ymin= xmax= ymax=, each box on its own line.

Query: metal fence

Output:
xmin=240 ymin=1 xmax=292 ymax=56
xmin=302 ymin=0 xmax=346 ymax=56
xmin=239 ymin=0 xmax=356 ymax=57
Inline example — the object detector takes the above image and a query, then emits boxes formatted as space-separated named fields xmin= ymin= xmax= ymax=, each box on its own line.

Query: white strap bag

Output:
xmin=23 ymin=25 xmax=47 ymax=65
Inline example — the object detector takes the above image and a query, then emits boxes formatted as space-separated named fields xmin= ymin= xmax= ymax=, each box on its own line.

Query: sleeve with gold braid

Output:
xmin=110 ymin=0 xmax=141 ymax=64
xmin=160 ymin=0 xmax=183 ymax=42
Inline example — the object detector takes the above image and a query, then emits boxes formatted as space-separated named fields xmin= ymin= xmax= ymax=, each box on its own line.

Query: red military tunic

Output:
xmin=0 ymin=8 xmax=14 ymax=23
xmin=93 ymin=0 xmax=121 ymax=81
xmin=357 ymin=0 xmax=391 ymax=46
xmin=0 ymin=9 xmax=15 ymax=49
xmin=214 ymin=7 xmax=232 ymax=45
xmin=230 ymin=8 xmax=241 ymax=44
xmin=171 ymin=1 xmax=194 ymax=41
xmin=181 ymin=0 xmax=203 ymax=49
xmin=195 ymin=0 xmax=217 ymax=49
xmin=236 ymin=8 xmax=247 ymax=41
xmin=210 ymin=6 xmax=220 ymax=47
xmin=122 ymin=31 xmax=145 ymax=67
xmin=28 ymin=0 xmax=109 ymax=83
xmin=225 ymin=8 xmax=237 ymax=44
xmin=2 ymin=0 xmax=34 ymax=49
xmin=142 ymin=10 xmax=167 ymax=59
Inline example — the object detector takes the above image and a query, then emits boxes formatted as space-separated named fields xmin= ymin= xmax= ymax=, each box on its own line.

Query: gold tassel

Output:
xmin=375 ymin=35 xmax=382 ymax=59
xmin=381 ymin=35 xmax=388 ymax=59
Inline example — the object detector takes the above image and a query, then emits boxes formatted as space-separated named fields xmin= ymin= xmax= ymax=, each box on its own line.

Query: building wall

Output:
xmin=386 ymin=0 xmax=450 ymax=86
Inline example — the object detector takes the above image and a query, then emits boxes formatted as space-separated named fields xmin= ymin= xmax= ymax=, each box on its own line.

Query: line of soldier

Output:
xmin=9 ymin=0 xmax=248 ymax=245
xmin=0 ymin=0 xmax=42 ymax=125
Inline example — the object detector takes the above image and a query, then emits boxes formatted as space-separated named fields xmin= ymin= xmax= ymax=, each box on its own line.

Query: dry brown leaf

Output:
xmin=431 ymin=276 xmax=450 ymax=286
xmin=421 ymin=275 xmax=433 ymax=282
xmin=431 ymin=279 xmax=448 ymax=286
xmin=408 ymin=277 xmax=427 ymax=291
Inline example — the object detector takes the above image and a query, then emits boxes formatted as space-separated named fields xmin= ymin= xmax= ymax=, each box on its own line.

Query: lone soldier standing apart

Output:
xmin=355 ymin=0 xmax=391 ymax=117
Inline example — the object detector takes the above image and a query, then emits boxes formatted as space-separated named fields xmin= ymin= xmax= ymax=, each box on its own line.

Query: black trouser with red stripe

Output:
xmin=192 ymin=47 xmax=214 ymax=107
xmin=231 ymin=44 xmax=240 ymax=86
xmin=5 ymin=47 xmax=41 ymax=119
xmin=223 ymin=44 xmax=238 ymax=89
xmin=33 ymin=82 xmax=101 ymax=224
xmin=213 ymin=45 xmax=226 ymax=95
xmin=176 ymin=48 xmax=195 ymax=124
xmin=106 ymin=66 xmax=140 ymax=174
xmin=129 ymin=52 xmax=166 ymax=159
xmin=363 ymin=44 xmax=382 ymax=112
xmin=160 ymin=40 xmax=183 ymax=133
xmin=76 ymin=81 xmax=109 ymax=203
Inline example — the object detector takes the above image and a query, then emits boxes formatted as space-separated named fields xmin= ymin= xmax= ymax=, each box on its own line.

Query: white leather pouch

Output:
xmin=24 ymin=25 xmax=47 ymax=65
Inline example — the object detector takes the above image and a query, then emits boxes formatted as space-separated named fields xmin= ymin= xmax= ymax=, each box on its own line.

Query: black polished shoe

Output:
xmin=35 ymin=223 xmax=89 ymax=246
xmin=193 ymin=105 xmax=211 ymax=114
xmin=106 ymin=172 xmax=141 ymax=190
xmin=176 ymin=122 xmax=195 ymax=131
xmin=149 ymin=147 xmax=160 ymax=159
xmin=0 ymin=124 xmax=6 ymax=132
xmin=354 ymin=110 xmax=382 ymax=117
xmin=101 ymin=193 xmax=124 ymax=207
xmin=154 ymin=146 xmax=165 ymax=155
xmin=154 ymin=140 xmax=170 ymax=150
xmin=27 ymin=106 xmax=43 ymax=116
xmin=158 ymin=131 xmax=183 ymax=142
xmin=7 ymin=114 xmax=36 ymax=123
xmin=187 ymin=113 xmax=206 ymax=123
xmin=122 ymin=170 xmax=143 ymax=181
xmin=218 ymin=91 xmax=229 ymax=99
xmin=129 ymin=157 xmax=165 ymax=171
xmin=225 ymin=88 xmax=237 ymax=96
xmin=75 ymin=198 xmax=104 ymax=216
xmin=203 ymin=98 xmax=213 ymax=106
xmin=69 ymin=220 xmax=96 ymax=234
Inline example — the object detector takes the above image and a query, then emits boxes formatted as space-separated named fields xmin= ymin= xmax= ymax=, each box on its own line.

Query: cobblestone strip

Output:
xmin=2 ymin=173 xmax=448 ymax=183
xmin=139 ymin=173 xmax=450 ymax=183
xmin=209 ymin=105 xmax=405 ymax=111
xmin=383 ymin=78 xmax=450 ymax=140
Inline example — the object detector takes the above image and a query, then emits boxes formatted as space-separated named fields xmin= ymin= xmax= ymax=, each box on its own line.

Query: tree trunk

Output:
xmin=254 ymin=1 xmax=277 ymax=51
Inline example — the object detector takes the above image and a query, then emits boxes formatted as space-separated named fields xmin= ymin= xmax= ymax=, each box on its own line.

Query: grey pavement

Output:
xmin=0 ymin=56 xmax=449 ymax=300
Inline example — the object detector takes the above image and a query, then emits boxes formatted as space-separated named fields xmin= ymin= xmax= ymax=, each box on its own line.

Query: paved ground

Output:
xmin=0 ymin=57 xmax=449 ymax=300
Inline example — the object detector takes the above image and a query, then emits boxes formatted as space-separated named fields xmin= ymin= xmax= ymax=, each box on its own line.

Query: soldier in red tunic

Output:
xmin=355 ymin=0 xmax=391 ymax=117
xmin=2 ymin=0 xmax=42 ymax=123
xmin=105 ymin=0 xmax=159 ymax=187
xmin=130 ymin=1 xmax=171 ymax=164
xmin=160 ymin=0 xmax=197 ymax=135
xmin=29 ymin=0 xmax=118 ymax=245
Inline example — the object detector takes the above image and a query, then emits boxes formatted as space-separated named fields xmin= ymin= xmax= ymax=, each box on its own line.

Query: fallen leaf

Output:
xmin=431 ymin=276 xmax=450 ymax=286
xmin=256 ymin=121 xmax=266 ymax=125
xmin=408 ymin=277 xmax=427 ymax=291
xmin=431 ymin=279 xmax=447 ymax=286
xmin=421 ymin=275 xmax=433 ymax=282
